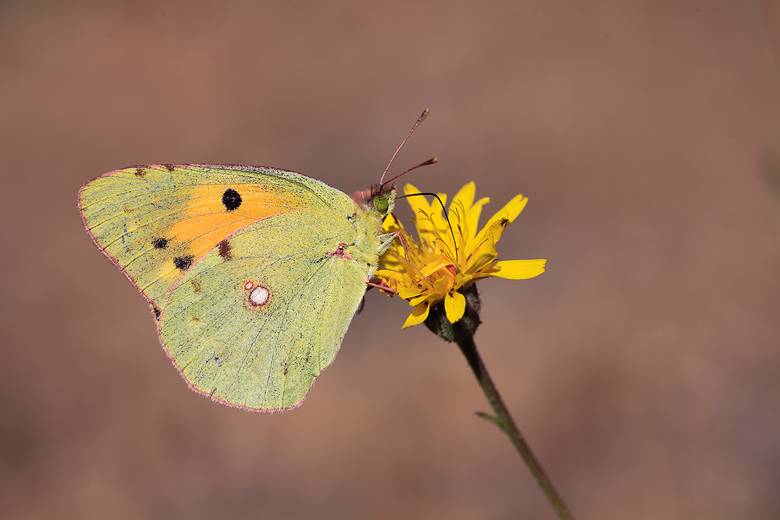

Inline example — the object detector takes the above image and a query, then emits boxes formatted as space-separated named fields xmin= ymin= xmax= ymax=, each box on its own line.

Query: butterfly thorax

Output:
xmin=349 ymin=184 xmax=396 ymax=276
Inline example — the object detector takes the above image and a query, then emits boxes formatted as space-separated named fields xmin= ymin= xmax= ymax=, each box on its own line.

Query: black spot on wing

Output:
xmin=222 ymin=188 xmax=242 ymax=211
xmin=152 ymin=237 xmax=169 ymax=249
xmin=134 ymin=167 xmax=147 ymax=177
xmin=173 ymin=255 xmax=194 ymax=271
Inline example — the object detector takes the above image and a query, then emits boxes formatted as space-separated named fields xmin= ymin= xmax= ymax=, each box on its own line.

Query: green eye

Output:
xmin=374 ymin=194 xmax=388 ymax=213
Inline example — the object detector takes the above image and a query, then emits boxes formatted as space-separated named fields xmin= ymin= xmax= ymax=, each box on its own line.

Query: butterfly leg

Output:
xmin=376 ymin=230 xmax=402 ymax=256
xmin=365 ymin=230 xmax=431 ymax=293
xmin=364 ymin=278 xmax=396 ymax=294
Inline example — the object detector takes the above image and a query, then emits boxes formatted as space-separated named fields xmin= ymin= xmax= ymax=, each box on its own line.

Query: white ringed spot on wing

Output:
xmin=242 ymin=280 xmax=271 ymax=310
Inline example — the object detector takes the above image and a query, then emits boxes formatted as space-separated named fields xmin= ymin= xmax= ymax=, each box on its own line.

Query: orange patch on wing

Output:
xmin=170 ymin=214 xmax=250 ymax=260
xmin=166 ymin=183 xmax=307 ymax=265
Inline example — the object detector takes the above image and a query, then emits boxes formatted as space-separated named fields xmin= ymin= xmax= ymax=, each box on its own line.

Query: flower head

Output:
xmin=376 ymin=182 xmax=546 ymax=329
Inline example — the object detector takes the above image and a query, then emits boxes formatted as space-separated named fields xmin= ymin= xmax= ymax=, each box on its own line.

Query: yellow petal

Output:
xmin=400 ymin=287 xmax=426 ymax=303
xmin=382 ymin=212 xmax=404 ymax=233
xmin=404 ymin=184 xmax=452 ymax=248
xmin=484 ymin=192 xmax=527 ymax=231
xmin=404 ymin=184 xmax=434 ymax=236
xmin=466 ymin=219 xmax=506 ymax=272
xmin=374 ymin=269 xmax=403 ymax=281
xmin=420 ymin=258 xmax=453 ymax=278
xmin=465 ymin=197 xmax=490 ymax=241
xmin=404 ymin=184 xmax=447 ymax=219
xmin=491 ymin=259 xmax=547 ymax=279
xmin=433 ymin=275 xmax=454 ymax=295
xmin=448 ymin=182 xmax=476 ymax=231
xmin=451 ymin=182 xmax=475 ymax=212
xmin=472 ymin=194 xmax=527 ymax=249
xmin=403 ymin=183 xmax=422 ymax=200
xmin=402 ymin=302 xmax=430 ymax=328
xmin=429 ymin=201 xmax=451 ymax=239
xmin=467 ymin=249 xmax=497 ymax=274
xmin=453 ymin=273 xmax=475 ymax=291
xmin=493 ymin=193 xmax=528 ymax=224
xmin=444 ymin=291 xmax=466 ymax=323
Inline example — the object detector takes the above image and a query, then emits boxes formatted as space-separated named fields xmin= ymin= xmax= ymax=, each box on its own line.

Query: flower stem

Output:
xmin=454 ymin=324 xmax=575 ymax=520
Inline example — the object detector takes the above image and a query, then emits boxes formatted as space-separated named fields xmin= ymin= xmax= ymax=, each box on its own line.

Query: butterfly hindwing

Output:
xmin=158 ymin=207 xmax=370 ymax=411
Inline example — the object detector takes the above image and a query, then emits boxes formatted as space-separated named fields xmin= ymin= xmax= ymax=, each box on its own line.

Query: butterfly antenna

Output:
xmin=381 ymin=157 xmax=438 ymax=188
xmin=379 ymin=108 xmax=430 ymax=186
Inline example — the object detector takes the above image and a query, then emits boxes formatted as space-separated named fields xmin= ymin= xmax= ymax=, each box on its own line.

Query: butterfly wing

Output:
xmin=78 ymin=164 xmax=352 ymax=310
xmin=158 ymin=207 xmax=369 ymax=411
xmin=79 ymin=165 xmax=395 ymax=411
xmin=80 ymin=164 xmax=375 ymax=411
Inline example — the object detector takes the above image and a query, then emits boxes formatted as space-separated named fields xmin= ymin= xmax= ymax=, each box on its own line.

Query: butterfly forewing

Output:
xmin=78 ymin=164 xmax=352 ymax=307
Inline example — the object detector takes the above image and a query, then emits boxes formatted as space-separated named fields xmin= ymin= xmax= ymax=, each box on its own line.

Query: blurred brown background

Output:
xmin=2 ymin=1 xmax=780 ymax=519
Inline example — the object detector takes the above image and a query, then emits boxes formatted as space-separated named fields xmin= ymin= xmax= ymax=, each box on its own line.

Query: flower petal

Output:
xmin=465 ymin=197 xmax=490 ymax=241
xmin=405 ymin=184 xmax=447 ymax=219
xmin=374 ymin=269 xmax=403 ymax=282
xmin=420 ymin=258 xmax=454 ymax=278
xmin=444 ymin=290 xmax=466 ymax=323
xmin=451 ymin=182 xmax=475 ymax=210
xmin=472 ymin=194 xmax=527 ymax=250
xmin=493 ymin=193 xmax=528 ymax=224
xmin=401 ymin=288 xmax=427 ymax=304
xmin=491 ymin=259 xmax=547 ymax=279
xmin=466 ymin=219 xmax=505 ymax=273
xmin=382 ymin=212 xmax=404 ymax=233
xmin=407 ymin=194 xmax=449 ymax=247
xmin=449 ymin=182 xmax=475 ymax=230
xmin=402 ymin=302 xmax=430 ymax=328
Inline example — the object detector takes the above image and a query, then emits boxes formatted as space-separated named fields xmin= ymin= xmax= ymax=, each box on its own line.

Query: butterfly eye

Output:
xmin=373 ymin=194 xmax=389 ymax=214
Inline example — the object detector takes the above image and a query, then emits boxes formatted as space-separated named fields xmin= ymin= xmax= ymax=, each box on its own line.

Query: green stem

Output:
xmin=454 ymin=324 xmax=575 ymax=520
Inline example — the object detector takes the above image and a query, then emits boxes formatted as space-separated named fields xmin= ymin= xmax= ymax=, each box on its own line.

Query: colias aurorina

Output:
xmin=78 ymin=112 xmax=432 ymax=412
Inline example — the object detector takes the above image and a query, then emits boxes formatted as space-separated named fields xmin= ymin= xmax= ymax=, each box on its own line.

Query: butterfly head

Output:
xmin=351 ymin=183 xmax=396 ymax=219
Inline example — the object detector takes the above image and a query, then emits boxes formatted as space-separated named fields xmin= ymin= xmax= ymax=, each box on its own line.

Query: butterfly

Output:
xmin=79 ymin=161 xmax=400 ymax=412
xmin=78 ymin=111 xmax=431 ymax=412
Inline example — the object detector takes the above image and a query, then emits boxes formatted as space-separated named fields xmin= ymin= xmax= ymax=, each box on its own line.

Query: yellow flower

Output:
xmin=376 ymin=182 xmax=547 ymax=329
